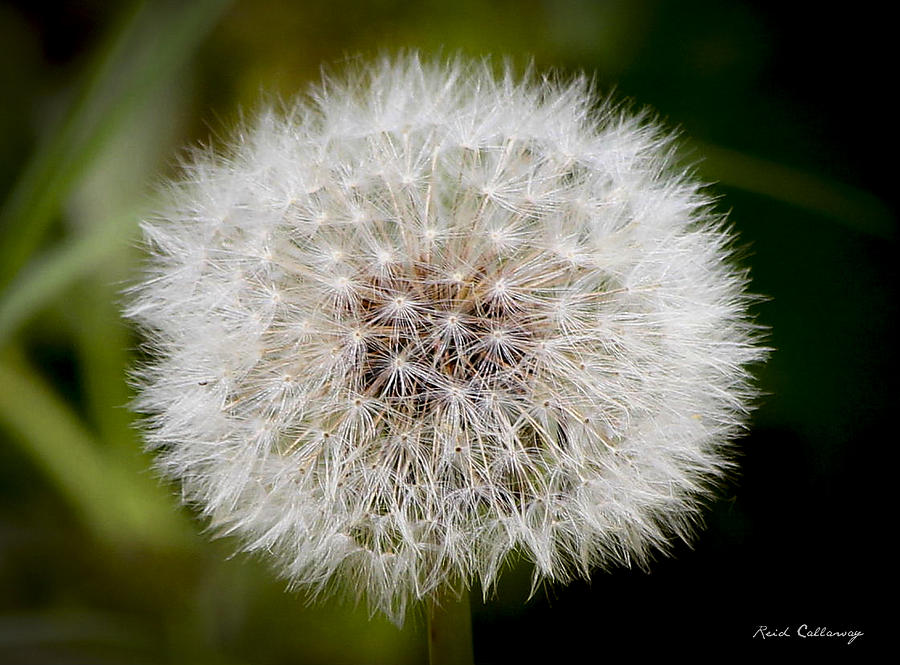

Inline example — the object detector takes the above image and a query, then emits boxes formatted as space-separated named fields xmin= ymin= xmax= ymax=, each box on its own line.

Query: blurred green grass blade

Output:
xmin=0 ymin=350 xmax=127 ymax=541
xmin=0 ymin=218 xmax=130 ymax=345
xmin=696 ymin=141 xmax=896 ymax=238
xmin=0 ymin=350 xmax=191 ymax=547
xmin=0 ymin=0 xmax=233 ymax=290
xmin=72 ymin=278 xmax=139 ymax=450
xmin=0 ymin=2 xmax=147 ymax=287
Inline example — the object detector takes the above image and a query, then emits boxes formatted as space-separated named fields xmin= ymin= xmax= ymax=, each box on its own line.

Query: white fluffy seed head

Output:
xmin=127 ymin=54 xmax=765 ymax=624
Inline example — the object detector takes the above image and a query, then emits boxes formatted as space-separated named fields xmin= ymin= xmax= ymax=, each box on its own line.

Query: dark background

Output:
xmin=1 ymin=1 xmax=893 ymax=661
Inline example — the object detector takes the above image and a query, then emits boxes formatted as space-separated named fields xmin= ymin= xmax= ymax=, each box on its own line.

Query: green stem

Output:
xmin=427 ymin=587 xmax=474 ymax=665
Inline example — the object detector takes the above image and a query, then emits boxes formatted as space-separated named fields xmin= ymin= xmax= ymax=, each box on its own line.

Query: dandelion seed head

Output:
xmin=128 ymin=54 xmax=765 ymax=624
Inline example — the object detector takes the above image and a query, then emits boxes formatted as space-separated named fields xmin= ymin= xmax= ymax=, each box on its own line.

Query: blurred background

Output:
xmin=0 ymin=0 xmax=893 ymax=661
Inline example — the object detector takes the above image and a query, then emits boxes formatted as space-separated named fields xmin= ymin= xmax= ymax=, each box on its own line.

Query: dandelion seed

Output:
xmin=127 ymin=54 xmax=765 ymax=625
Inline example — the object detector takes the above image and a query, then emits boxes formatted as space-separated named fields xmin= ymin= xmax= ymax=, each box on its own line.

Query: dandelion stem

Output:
xmin=427 ymin=587 xmax=474 ymax=665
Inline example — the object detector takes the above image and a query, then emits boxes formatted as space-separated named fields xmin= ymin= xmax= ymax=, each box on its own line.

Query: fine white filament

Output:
xmin=128 ymin=55 xmax=764 ymax=624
